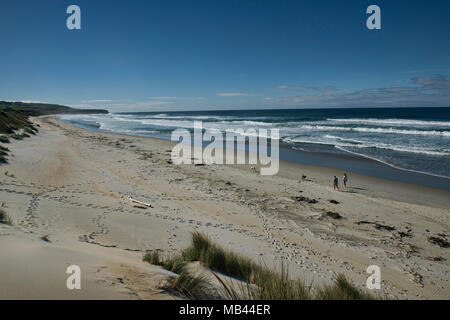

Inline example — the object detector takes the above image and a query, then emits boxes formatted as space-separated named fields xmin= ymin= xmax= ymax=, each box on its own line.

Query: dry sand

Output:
xmin=0 ymin=116 xmax=449 ymax=299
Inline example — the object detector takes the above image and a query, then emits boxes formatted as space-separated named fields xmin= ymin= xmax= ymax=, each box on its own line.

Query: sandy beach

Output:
xmin=0 ymin=116 xmax=449 ymax=300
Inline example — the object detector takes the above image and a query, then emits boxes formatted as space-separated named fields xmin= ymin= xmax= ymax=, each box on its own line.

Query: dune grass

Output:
xmin=180 ymin=232 xmax=261 ymax=283
xmin=0 ymin=208 xmax=12 ymax=225
xmin=0 ymin=144 xmax=9 ymax=163
xmin=0 ymin=109 xmax=40 ymax=164
xmin=315 ymin=274 xmax=375 ymax=300
xmin=143 ymin=250 xmax=210 ymax=299
xmin=0 ymin=108 xmax=38 ymax=139
xmin=0 ymin=152 xmax=7 ymax=163
xmin=143 ymin=232 xmax=376 ymax=300
xmin=0 ymin=110 xmax=32 ymax=134
xmin=9 ymin=133 xmax=24 ymax=140
xmin=9 ymin=133 xmax=31 ymax=140
xmin=143 ymin=251 xmax=188 ymax=274
xmin=214 ymin=263 xmax=312 ymax=300
xmin=143 ymin=250 xmax=162 ymax=265
xmin=24 ymin=127 xmax=37 ymax=135
xmin=169 ymin=270 xmax=210 ymax=300
xmin=0 ymin=145 xmax=8 ymax=160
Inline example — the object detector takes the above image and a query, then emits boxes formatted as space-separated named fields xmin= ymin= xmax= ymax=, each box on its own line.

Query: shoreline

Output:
xmin=64 ymin=117 xmax=450 ymax=203
xmin=0 ymin=115 xmax=449 ymax=299
xmin=63 ymin=118 xmax=450 ymax=191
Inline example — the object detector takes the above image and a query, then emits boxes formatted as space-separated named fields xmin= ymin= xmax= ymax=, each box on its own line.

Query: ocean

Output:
xmin=61 ymin=107 xmax=450 ymax=189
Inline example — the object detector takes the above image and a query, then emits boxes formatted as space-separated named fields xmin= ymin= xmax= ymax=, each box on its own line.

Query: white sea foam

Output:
xmin=299 ymin=125 xmax=450 ymax=136
xmin=232 ymin=120 xmax=273 ymax=126
xmin=327 ymin=118 xmax=450 ymax=127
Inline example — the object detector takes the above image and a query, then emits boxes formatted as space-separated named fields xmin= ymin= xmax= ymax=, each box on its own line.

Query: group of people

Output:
xmin=333 ymin=173 xmax=348 ymax=190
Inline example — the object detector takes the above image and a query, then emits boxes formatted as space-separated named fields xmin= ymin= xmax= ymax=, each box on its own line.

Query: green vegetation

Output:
xmin=144 ymin=251 xmax=188 ymax=274
xmin=315 ymin=274 xmax=375 ymax=300
xmin=10 ymin=133 xmax=27 ymax=140
xmin=0 ymin=208 xmax=12 ymax=225
xmin=24 ymin=127 xmax=36 ymax=135
xmin=0 ymin=110 xmax=36 ymax=163
xmin=143 ymin=232 xmax=376 ymax=300
xmin=214 ymin=264 xmax=312 ymax=300
xmin=0 ymin=145 xmax=8 ymax=163
xmin=0 ymin=109 xmax=36 ymax=135
xmin=0 ymin=108 xmax=38 ymax=162
xmin=169 ymin=269 xmax=210 ymax=299
xmin=143 ymin=250 xmax=210 ymax=299
xmin=181 ymin=232 xmax=260 ymax=282
xmin=0 ymin=101 xmax=108 ymax=117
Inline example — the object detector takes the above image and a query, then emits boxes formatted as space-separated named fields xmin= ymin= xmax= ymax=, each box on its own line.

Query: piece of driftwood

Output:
xmin=128 ymin=197 xmax=152 ymax=208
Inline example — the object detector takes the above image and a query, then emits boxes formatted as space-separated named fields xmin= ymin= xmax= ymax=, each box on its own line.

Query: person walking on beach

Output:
xmin=333 ymin=176 xmax=339 ymax=190
xmin=343 ymin=173 xmax=348 ymax=188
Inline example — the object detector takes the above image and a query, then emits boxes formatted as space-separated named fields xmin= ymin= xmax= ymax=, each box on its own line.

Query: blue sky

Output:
xmin=1 ymin=0 xmax=449 ymax=112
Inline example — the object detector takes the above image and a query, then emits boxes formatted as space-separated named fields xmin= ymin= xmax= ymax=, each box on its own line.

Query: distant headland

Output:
xmin=0 ymin=101 xmax=108 ymax=116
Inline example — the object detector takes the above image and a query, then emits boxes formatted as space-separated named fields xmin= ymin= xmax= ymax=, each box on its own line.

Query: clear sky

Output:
xmin=1 ymin=0 xmax=449 ymax=112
